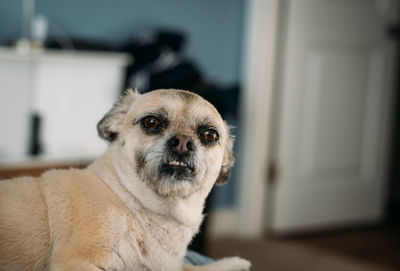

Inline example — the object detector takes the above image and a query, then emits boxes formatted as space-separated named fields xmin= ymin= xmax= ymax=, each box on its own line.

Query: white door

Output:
xmin=269 ymin=0 xmax=397 ymax=233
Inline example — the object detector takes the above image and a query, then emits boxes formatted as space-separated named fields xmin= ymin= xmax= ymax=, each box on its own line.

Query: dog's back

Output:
xmin=0 ymin=176 xmax=51 ymax=271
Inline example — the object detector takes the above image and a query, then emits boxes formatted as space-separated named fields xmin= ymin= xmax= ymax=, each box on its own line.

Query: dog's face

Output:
xmin=97 ymin=89 xmax=234 ymax=197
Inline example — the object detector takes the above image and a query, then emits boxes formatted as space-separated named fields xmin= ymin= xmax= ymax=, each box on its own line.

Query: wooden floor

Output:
xmin=291 ymin=225 xmax=400 ymax=270
xmin=207 ymin=225 xmax=400 ymax=271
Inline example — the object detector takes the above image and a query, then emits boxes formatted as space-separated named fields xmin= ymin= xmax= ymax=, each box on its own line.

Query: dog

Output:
xmin=0 ymin=89 xmax=251 ymax=271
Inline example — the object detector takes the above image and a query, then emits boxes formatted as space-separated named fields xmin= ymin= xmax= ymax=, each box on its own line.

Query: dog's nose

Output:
xmin=167 ymin=135 xmax=195 ymax=154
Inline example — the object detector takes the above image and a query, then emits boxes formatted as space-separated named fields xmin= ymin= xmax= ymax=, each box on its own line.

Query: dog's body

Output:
xmin=0 ymin=89 xmax=250 ymax=271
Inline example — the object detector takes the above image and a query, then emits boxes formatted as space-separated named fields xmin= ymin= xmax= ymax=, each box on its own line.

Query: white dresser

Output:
xmin=0 ymin=48 xmax=130 ymax=161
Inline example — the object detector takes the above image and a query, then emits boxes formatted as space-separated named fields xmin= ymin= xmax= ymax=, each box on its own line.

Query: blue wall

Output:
xmin=0 ymin=0 xmax=245 ymax=208
xmin=0 ymin=0 xmax=245 ymax=84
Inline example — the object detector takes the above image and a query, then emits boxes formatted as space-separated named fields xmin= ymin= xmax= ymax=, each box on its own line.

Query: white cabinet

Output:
xmin=0 ymin=48 xmax=130 ymax=161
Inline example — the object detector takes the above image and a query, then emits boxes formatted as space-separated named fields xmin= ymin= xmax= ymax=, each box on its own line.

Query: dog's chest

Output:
xmin=107 ymin=209 xmax=195 ymax=271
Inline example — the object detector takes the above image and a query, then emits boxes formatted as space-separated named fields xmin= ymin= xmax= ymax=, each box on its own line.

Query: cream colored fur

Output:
xmin=0 ymin=89 xmax=250 ymax=271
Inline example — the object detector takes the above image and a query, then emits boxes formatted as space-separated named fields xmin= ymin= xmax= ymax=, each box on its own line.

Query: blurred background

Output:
xmin=0 ymin=0 xmax=399 ymax=270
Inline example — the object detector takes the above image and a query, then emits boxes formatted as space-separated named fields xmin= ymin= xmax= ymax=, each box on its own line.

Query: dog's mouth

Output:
xmin=166 ymin=160 xmax=192 ymax=168
xmin=160 ymin=159 xmax=196 ymax=180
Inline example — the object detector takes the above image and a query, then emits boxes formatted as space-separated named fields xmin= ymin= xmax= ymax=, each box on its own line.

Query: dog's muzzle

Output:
xmin=159 ymin=135 xmax=197 ymax=180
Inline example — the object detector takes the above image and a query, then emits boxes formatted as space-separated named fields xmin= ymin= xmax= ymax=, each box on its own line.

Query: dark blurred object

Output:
xmin=387 ymin=24 xmax=400 ymax=40
xmin=195 ymin=84 xmax=239 ymax=117
xmin=121 ymin=30 xmax=195 ymax=91
xmin=387 ymin=22 xmax=400 ymax=227
xmin=122 ymin=29 xmax=240 ymax=117
xmin=149 ymin=61 xmax=202 ymax=92
xmin=29 ymin=113 xmax=43 ymax=156
xmin=122 ymin=30 xmax=185 ymax=71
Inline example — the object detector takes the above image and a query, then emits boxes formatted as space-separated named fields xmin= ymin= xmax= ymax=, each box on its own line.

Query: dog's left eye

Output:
xmin=141 ymin=116 xmax=162 ymax=132
xmin=200 ymin=129 xmax=219 ymax=144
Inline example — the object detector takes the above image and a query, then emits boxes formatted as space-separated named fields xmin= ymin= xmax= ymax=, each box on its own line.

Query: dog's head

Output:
xmin=97 ymin=89 xmax=234 ymax=197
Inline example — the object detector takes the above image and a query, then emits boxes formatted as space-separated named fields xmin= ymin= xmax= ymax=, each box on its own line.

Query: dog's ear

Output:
xmin=215 ymin=123 xmax=235 ymax=185
xmin=97 ymin=89 xmax=139 ymax=142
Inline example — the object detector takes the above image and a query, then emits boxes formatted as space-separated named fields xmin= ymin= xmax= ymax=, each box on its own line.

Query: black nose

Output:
xmin=167 ymin=135 xmax=195 ymax=154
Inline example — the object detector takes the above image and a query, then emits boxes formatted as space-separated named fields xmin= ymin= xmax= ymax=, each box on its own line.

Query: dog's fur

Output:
xmin=0 ymin=89 xmax=250 ymax=271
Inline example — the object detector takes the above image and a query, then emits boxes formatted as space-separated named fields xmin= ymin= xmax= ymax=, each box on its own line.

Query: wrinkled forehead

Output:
xmin=130 ymin=90 xmax=224 ymax=128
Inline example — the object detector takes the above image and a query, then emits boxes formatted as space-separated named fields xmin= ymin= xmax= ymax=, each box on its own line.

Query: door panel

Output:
xmin=300 ymin=46 xmax=384 ymax=181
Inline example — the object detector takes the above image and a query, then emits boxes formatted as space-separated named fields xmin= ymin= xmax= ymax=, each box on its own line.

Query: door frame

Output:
xmin=235 ymin=0 xmax=281 ymax=237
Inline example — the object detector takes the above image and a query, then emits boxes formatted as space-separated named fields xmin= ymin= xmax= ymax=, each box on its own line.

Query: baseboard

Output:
xmin=207 ymin=207 xmax=238 ymax=238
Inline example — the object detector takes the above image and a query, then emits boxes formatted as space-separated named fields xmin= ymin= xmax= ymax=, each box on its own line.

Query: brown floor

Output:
xmin=207 ymin=225 xmax=400 ymax=271
xmin=291 ymin=225 xmax=400 ymax=270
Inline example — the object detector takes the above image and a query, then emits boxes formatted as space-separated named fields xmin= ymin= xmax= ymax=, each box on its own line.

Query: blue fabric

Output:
xmin=184 ymin=250 xmax=214 ymax=265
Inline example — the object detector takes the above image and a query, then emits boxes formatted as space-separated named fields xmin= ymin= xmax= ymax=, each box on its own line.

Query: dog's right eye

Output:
xmin=141 ymin=116 xmax=162 ymax=133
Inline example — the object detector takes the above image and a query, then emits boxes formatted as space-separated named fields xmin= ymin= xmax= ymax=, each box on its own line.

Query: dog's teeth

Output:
xmin=168 ymin=161 xmax=187 ymax=167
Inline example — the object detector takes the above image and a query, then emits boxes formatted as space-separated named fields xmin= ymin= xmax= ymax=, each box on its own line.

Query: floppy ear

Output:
xmin=215 ymin=124 xmax=235 ymax=185
xmin=97 ymin=89 xmax=140 ymax=142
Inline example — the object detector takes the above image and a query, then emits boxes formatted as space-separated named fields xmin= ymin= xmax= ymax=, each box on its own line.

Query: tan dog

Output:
xmin=0 ymin=89 xmax=251 ymax=271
